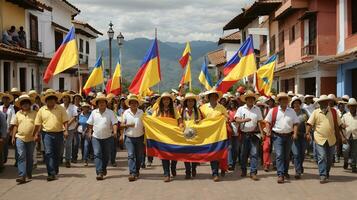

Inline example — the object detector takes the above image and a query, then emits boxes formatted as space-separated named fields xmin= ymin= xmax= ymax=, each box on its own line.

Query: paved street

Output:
xmin=1 ymin=149 xmax=357 ymax=200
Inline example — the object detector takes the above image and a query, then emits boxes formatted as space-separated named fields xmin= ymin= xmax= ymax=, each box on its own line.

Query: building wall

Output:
xmin=242 ymin=19 xmax=261 ymax=50
xmin=337 ymin=60 xmax=357 ymax=97
xmin=0 ymin=0 xmax=25 ymax=33
xmin=222 ymin=43 xmax=240 ymax=62
xmin=320 ymin=77 xmax=337 ymax=95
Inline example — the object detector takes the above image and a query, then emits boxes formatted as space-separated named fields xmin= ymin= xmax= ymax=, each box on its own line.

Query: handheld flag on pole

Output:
xmin=108 ymin=61 xmax=121 ymax=95
xmin=43 ymin=27 xmax=79 ymax=83
xmin=255 ymin=54 xmax=276 ymax=97
xmin=83 ymin=56 xmax=104 ymax=95
xmin=179 ymin=42 xmax=191 ymax=68
xmin=179 ymin=62 xmax=192 ymax=91
xmin=216 ymin=35 xmax=256 ymax=93
xmin=198 ymin=57 xmax=213 ymax=90
xmin=129 ymin=38 xmax=161 ymax=95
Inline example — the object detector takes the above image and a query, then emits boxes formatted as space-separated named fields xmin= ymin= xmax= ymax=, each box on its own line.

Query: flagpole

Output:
xmin=155 ymin=28 xmax=160 ymax=94
xmin=101 ymin=49 xmax=105 ymax=92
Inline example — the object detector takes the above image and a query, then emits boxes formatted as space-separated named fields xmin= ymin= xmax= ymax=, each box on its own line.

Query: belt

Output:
xmin=241 ymin=131 xmax=259 ymax=135
xmin=272 ymin=131 xmax=293 ymax=136
xmin=42 ymin=131 xmax=64 ymax=134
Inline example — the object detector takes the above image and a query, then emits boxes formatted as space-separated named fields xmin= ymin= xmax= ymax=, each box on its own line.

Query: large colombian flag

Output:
xmin=129 ymin=38 xmax=161 ymax=95
xmin=83 ymin=56 xmax=104 ymax=95
xmin=216 ymin=35 xmax=257 ymax=93
xmin=43 ymin=27 xmax=78 ymax=83
xmin=255 ymin=54 xmax=277 ymax=97
xmin=142 ymin=115 xmax=228 ymax=162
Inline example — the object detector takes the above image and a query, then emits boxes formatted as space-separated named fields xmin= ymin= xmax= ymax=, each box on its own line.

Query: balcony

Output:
xmin=278 ymin=49 xmax=285 ymax=63
xmin=30 ymin=40 xmax=42 ymax=52
xmin=301 ymin=44 xmax=316 ymax=56
xmin=275 ymin=0 xmax=308 ymax=20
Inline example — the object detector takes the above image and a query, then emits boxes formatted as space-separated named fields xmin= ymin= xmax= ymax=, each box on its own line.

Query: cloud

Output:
xmin=72 ymin=0 xmax=253 ymax=42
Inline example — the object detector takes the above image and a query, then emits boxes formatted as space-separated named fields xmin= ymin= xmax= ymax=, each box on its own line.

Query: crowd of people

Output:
xmin=0 ymin=87 xmax=356 ymax=185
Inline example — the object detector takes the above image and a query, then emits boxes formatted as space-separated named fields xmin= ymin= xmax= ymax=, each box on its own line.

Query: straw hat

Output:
xmin=80 ymin=102 xmax=91 ymax=108
xmin=327 ymin=94 xmax=338 ymax=103
xmin=61 ymin=91 xmax=73 ymax=101
xmin=276 ymin=92 xmax=291 ymax=102
xmin=315 ymin=95 xmax=333 ymax=104
xmin=73 ymin=93 xmax=83 ymax=101
xmin=205 ymin=88 xmax=223 ymax=99
xmin=342 ymin=95 xmax=350 ymax=102
xmin=303 ymin=94 xmax=314 ymax=102
xmin=41 ymin=89 xmax=62 ymax=104
xmin=240 ymin=90 xmax=259 ymax=102
xmin=290 ymin=96 xmax=303 ymax=107
xmin=158 ymin=92 xmax=175 ymax=102
xmin=107 ymin=93 xmax=116 ymax=102
xmin=28 ymin=90 xmax=39 ymax=99
xmin=91 ymin=93 xmax=108 ymax=105
xmin=347 ymin=98 xmax=357 ymax=106
xmin=125 ymin=94 xmax=142 ymax=107
xmin=256 ymin=96 xmax=268 ymax=107
xmin=0 ymin=92 xmax=14 ymax=102
xmin=337 ymin=97 xmax=348 ymax=105
xmin=183 ymin=93 xmax=199 ymax=102
xmin=287 ymin=91 xmax=295 ymax=97
xmin=10 ymin=87 xmax=21 ymax=96
xmin=15 ymin=94 xmax=34 ymax=108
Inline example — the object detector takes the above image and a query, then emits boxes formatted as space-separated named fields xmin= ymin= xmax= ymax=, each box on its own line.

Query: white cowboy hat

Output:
xmin=183 ymin=93 xmax=199 ymax=102
xmin=28 ymin=90 xmax=39 ymax=99
xmin=276 ymin=92 xmax=291 ymax=102
xmin=91 ymin=93 xmax=108 ymax=105
xmin=125 ymin=94 xmax=142 ymax=107
xmin=10 ymin=87 xmax=22 ymax=96
xmin=347 ymin=98 xmax=357 ymax=106
xmin=205 ymin=88 xmax=223 ymax=99
xmin=290 ymin=96 xmax=303 ymax=107
xmin=287 ymin=91 xmax=295 ymax=97
xmin=327 ymin=94 xmax=338 ymax=104
xmin=15 ymin=94 xmax=35 ymax=108
xmin=342 ymin=95 xmax=350 ymax=102
xmin=316 ymin=94 xmax=333 ymax=104
xmin=41 ymin=89 xmax=62 ymax=104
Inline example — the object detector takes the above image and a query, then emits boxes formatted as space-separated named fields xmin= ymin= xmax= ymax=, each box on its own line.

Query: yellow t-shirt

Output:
xmin=35 ymin=105 xmax=69 ymax=132
xmin=11 ymin=110 xmax=37 ymax=142
xmin=199 ymin=103 xmax=228 ymax=119
xmin=307 ymin=108 xmax=342 ymax=146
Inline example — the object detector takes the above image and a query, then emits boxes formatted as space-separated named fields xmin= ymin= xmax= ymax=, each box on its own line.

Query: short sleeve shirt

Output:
xmin=61 ymin=103 xmax=78 ymax=130
xmin=122 ymin=109 xmax=144 ymax=138
xmin=235 ymin=105 xmax=263 ymax=132
xmin=35 ymin=105 xmax=69 ymax=132
xmin=199 ymin=103 xmax=227 ymax=119
xmin=342 ymin=112 xmax=357 ymax=139
xmin=265 ymin=106 xmax=300 ymax=134
xmin=87 ymin=108 xmax=118 ymax=139
xmin=11 ymin=110 xmax=37 ymax=142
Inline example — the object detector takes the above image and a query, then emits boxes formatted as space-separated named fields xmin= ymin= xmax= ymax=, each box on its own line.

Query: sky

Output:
xmin=72 ymin=0 xmax=253 ymax=43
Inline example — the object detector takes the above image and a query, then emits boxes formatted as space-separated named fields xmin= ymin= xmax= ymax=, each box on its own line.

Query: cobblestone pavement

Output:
xmin=0 ymin=149 xmax=357 ymax=200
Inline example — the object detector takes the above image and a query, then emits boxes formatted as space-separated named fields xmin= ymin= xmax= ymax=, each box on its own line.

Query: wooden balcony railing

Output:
xmin=277 ymin=49 xmax=285 ymax=63
xmin=301 ymin=44 xmax=316 ymax=56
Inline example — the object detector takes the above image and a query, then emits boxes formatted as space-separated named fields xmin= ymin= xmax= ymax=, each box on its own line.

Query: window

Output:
xmin=19 ymin=68 xmax=26 ymax=91
xmin=59 ymin=77 xmax=65 ymax=91
xmin=31 ymin=69 xmax=35 ymax=89
xmin=289 ymin=25 xmax=295 ymax=43
xmin=352 ymin=0 xmax=357 ymax=34
xmin=262 ymin=35 xmax=267 ymax=44
xmin=3 ymin=62 xmax=11 ymax=92
xmin=79 ymin=39 xmax=83 ymax=53
xmin=86 ymin=41 xmax=90 ymax=54
xmin=242 ymin=31 xmax=246 ymax=42
xmin=308 ymin=16 xmax=316 ymax=45
xmin=270 ymin=35 xmax=276 ymax=55
xmin=54 ymin=30 xmax=63 ymax=51
xmin=29 ymin=14 xmax=39 ymax=50
xmin=278 ymin=30 xmax=284 ymax=49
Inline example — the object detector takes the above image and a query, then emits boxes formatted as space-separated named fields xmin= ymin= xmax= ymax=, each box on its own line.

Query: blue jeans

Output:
xmin=162 ymin=160 xmax=177 ymax=177
xmin=72 ymin=131 xmax=80 ymax=161
xmin=292 ymin=135 xmax=307 ymax=174
xmin=228 ymin=136 xmax=241 ymax=168
xmin=109 ymin=136 xmax=117 ymax=164
xmin=184 ymin=162 xmax=197 ymax=175
xmin=16 ymin=139 xmax=35 ymax=177
xmin=124 ymin=136 xmax=144 ymax=176
xmin=82 ymin=134 xmax=91 ymax=161
xmin=343 ymin=139 xmax=357 ymax=169
xmin=210 ymin=160 xmax=219 ymax=176
xmin=272 ymin=134 xmax=292 ymax=177
xmin=64 ymin=129 xmax=75 ymax=162
xmin=315 ymin=142 xmax=335 ymax=177
xmin=42 ymin=132 xmax=64 ymax=176
xmin=92 ymin=137 xmax=111 ymax=175
xmin=241 ymin=134 xmax=259 ymax=175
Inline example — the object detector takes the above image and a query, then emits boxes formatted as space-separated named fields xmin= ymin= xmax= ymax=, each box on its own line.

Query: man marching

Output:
xmin=265 ymin=92 xmax=299 ymax=184
xmin=235 ymin=90 xmax=263 ymax=181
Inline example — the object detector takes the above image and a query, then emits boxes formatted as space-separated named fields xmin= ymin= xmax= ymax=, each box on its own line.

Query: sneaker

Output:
xmin=96 ymin=173 xmax=104 ymax=181
xmin=277 ymin=176 xmax=284 ymax=184
xmin=65 ymin=161 xmax=71 ymax=168
xmin=320 ymin=176 xmax=328 ymax=184
xmin=128 ymin=175 xmax=137 ymax=182
xmin=164 ymin=176 xmax=171 ymax=182
xmin=47 ymin=175 xmax=57 ymax=182
xmin=250 ymin=174 xmax=259 ymax=181
xmin=16 ymin=176 xmax=26 ymax=184
xmin=213 ymin=175 xmax=220 ymax=182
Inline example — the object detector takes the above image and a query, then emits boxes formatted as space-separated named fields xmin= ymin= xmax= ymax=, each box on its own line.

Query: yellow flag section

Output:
xmin=255 ymin=54 xmax=276 ymax=97
xmin=142 ymin=115 xmax=228 ymax=162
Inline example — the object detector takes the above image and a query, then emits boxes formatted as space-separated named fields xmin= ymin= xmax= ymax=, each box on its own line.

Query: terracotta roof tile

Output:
xmin=218 ymin=31 xmax=241 ymax=45
xmin=207 ymin=49 xmax=226 ymax=66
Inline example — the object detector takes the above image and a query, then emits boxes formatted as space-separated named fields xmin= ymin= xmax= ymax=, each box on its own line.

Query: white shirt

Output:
xmin=265 ymin=106 xmax=300 ymax=134
xmin=87 ymin=108 xmax=118 ymax=139
xmin=342 ymin=112 xmax=357 ymax=139
xmin=0 ymin=104 xmax=15 ymax=132
xmin=235 ymin=105 xmax=263 ymax=133
xmin=302 ymin=103 xmax=315 ymax=117
xmin=61 ymin=103 xmax=78 ymax=130
xmin=122 ymin=108 xmax=144 ymax=138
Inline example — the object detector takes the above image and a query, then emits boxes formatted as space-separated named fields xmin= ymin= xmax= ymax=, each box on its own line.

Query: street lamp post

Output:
xmin=117 ymin=32 xmax=124 ymax=93
xmin=107 ymin=21 xmax=114 ymax=78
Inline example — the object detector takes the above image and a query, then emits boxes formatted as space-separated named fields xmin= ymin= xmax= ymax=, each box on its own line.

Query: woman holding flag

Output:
xmin=180 ymin=93 xmax=203 ymax=179
xmin=153 ymin=92 xmax=184 ymax=182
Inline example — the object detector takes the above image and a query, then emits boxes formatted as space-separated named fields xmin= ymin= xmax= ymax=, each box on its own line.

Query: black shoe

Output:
xmin=27 ymin=174 xmax=32 ymax=179
xmin=141 ymin=164 xmax=146 ymax=169
xmin=96 ymin=173 xmax=104 ymax=181
xmin=241 ymin=171 xmax=247 ymax=177
xmin=221 ymin=170 xmax=226 ymax=177
xmin=192 ymin=169 xmax=197 ymax=178
xmin=352 ymin=168 xmax=357 ymax=173
xmin=47 ymin=175 xmax=56 ymax=182
xmin=103 ymin=169 xmax=107 ymax=176
xmin=185 ymin=174 xmax=191 ymax=179
xmin=171 ymin=170 xmax=177 ymax=177
xmin=284 ymin=174 xmax=290 ymax=179
xmin=65 ymin=161 xmax=71 ymax=168
xmin=16 ymin=176 xmax=26 ymax=184
xmin=343 ymin=163 xmax=348 ymax=169
xmin=111 ymin=162 xmax=117 ymax=167
xmin=294 ymin=174 xmax=301 ymax=179
xmin=320 ymin=176 xmax=328 ymax=184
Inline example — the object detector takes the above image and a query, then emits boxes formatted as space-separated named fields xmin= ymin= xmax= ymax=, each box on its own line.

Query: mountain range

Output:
xmin=96 ymin=38 xmax=218 ymax=91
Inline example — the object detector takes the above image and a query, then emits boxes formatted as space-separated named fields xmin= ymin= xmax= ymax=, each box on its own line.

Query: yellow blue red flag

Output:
xmin=198 ymin=57 xmax=213 ymax=90
xmin=142 ymin=115 xmax=228 ymax=162
xmin=83 ymin=56 xmax=104 ymax=95
xmin=255 ymin=55 xmax=276 ymax=97
xmin=43 ymin=27 xmax=78 ymax=83
xmin=216 ymin=35 xmax=257 ymax=93
xmin=129 ymin=38 xmax=161 ymax=95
